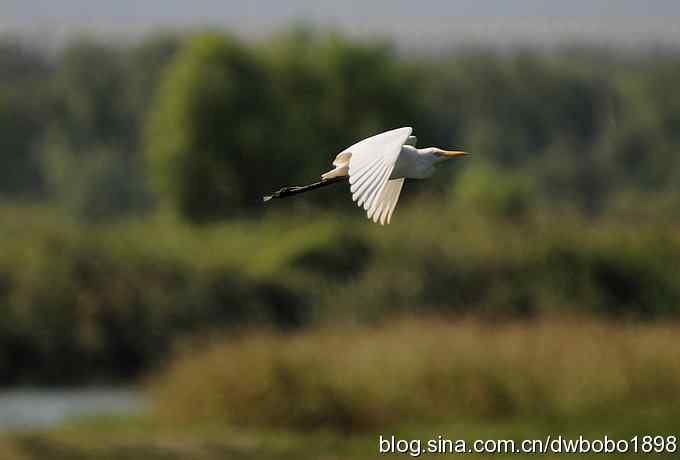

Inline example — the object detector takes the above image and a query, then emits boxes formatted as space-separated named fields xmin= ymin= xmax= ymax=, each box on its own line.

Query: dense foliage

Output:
xmin=1 ymin=202 xmax=679 ymax=384
xmin=1 ymin=31 xmax=680 ymax=384
xmin=2 ymin=33 xmax=680 ymax=220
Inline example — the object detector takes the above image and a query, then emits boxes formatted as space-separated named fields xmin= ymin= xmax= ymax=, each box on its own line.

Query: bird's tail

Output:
xmin=263 ymin=176 xmax=347 ymax=202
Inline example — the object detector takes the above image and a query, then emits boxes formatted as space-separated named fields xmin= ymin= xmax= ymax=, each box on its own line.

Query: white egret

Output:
xmin=263 ymin=127 xmax=469 ymax=225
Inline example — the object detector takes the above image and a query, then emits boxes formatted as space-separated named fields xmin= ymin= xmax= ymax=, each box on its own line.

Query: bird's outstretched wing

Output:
xmin=371 ymin=178 xmax=404 ymax=225
xmin=343 ymin=127 xmax=411 ymax=224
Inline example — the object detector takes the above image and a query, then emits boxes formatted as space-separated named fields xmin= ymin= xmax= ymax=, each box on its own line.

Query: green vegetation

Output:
xmin=3 ymin=408 xmax=677 ymax=460
xmin=151 ymin=316 xmax=680 ymax=430
xmin=1 ymin=29 xmax=680 ymax=459
xmin=2 ymin=317 xmax=680 ymax=459
xmin=145 ymin=32 xmax=425 ymax=221
xmin=3 ymin=33 xmax=680 ymax=222
xmin=1 ymin=200 xmax=679 ymax=384
xmin=145 ymin=34 xmax=280 ymax=220
xmin=3 ymin=405 xmax=679 ymax=459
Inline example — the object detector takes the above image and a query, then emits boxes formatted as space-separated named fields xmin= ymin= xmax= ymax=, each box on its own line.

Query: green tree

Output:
xmin=41 ymin=37 xmax=179 ymax=221
xmin=145 ymin=33 xmax=281 ymax=222
xmin=0 ymin=40 xmax=51 ymax=198
xmin=0 ymin=91 xmax=44 ymax=197
xmin=48 ymin=41 xmax=131 ymax=151
xmin=265 ymin=30 xmax=428 ymax=182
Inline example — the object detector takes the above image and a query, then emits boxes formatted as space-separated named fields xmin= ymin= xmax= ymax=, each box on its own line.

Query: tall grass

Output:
xmin=151 ymin=316 xmax=680 ymax=431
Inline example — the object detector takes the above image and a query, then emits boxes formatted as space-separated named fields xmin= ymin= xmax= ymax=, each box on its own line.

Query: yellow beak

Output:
xmin=441 ymin=150 xmax=468 ymax=158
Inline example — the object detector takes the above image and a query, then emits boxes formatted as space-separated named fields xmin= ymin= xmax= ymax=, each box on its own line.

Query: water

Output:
xmin=0 ymin=388 xmax=146 ymax=432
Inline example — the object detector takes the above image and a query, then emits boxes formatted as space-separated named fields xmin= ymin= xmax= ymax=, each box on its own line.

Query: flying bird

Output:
xmin=263 ymin=127 xmax=469 ymax=225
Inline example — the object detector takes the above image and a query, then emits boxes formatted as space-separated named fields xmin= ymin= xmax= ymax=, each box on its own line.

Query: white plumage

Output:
xmin=265 ymin=127 xmax=467 ymax=224
xmin=322 ymin=127 xmax=468 ymax=225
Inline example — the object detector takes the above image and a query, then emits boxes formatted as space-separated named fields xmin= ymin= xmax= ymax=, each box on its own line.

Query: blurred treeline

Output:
xmin=1 ymin=30 xmax=680 ymax=385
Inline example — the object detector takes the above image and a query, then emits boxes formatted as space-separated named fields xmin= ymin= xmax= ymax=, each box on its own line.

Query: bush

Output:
xmin=151 ymin=316 xmax=680 ymax=431
xmin=1 ymin=204 xmax=679 ymax=385
xmin=0 ymin=207 xmax=314 ymax=384
xmin=145 ymin=33 xmax=282 ymax=222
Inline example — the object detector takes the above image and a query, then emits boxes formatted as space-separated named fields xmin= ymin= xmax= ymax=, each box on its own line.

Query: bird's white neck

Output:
xmin=390 ymin=146 xmax=439 ymax=179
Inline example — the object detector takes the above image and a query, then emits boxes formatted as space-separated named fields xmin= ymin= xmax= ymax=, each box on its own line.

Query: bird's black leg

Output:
xmin=263 ymin=176 xmax=347 ymax=202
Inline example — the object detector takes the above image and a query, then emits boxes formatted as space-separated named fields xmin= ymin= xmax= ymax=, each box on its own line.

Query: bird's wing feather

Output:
xmin=405 ymin=135 xmax=418 ymax=147
xmin=345 ymin=127 xmax=411 ymax=222
xmin=368 ymin=178 xmax=404 ymax=225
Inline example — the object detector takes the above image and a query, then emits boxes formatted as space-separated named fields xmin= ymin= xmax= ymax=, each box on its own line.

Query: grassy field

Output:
xmin=2 ymin=316 xmax=679 ymax=459
xmin=2 ymin=408 xmax=679 ymax=459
